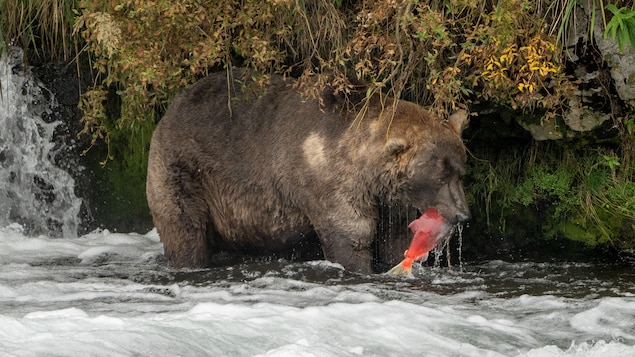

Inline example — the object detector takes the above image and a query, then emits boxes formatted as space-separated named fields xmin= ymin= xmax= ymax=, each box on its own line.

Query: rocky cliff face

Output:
xmin=522 ymin=2 xmax=633 ymax=141
xmin=588 ymin=8 xmax=635 ymax=109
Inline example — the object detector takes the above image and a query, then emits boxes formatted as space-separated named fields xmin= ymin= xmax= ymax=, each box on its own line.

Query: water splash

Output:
xmin=456 ymin=223 xmax=464 ymax=269
xmin=431 ymin=223 xmax=464 ymax=270
xmin=0 ymin=47 xmax=82 ymax=237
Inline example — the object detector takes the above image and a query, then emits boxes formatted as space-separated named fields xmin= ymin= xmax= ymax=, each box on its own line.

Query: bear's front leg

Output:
xmin=314 ymin=218 xmax=376 ymax=274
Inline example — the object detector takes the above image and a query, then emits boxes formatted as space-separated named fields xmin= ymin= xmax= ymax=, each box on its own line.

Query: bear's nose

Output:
xmin=456 ymin=211 xmax=470 ymax=223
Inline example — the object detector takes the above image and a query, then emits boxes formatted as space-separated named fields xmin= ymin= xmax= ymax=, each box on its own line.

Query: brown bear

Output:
xmin=146 ymin=68 xmax=470 ymax=273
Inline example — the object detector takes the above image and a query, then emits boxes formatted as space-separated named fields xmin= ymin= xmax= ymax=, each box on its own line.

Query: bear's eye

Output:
xmin=438 ymin=161 xmax=451 ymax=185
xmin=437 ymin=157 xmax=460 ymax=185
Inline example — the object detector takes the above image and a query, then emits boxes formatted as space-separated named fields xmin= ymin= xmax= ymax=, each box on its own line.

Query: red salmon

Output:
xmin=386 ymin=207 xmax=451 ymax=276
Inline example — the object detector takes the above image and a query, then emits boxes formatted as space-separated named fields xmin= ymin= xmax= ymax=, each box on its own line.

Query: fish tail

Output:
xmin=386 ymin=261 xmax=412 ymax=277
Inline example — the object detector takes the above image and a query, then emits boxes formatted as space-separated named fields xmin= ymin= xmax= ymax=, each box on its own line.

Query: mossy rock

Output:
xmin=549 ymin=222 xmax=600 ymax=246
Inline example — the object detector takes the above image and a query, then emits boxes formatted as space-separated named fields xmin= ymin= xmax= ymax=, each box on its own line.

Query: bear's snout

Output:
xmin=455 ymin=210 xmax=471 ymax=224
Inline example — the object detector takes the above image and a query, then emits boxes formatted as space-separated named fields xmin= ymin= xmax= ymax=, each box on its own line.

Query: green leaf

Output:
xmin=619 ymin=26 xmax=630 ymax=50
xmin=605 ymin=4 xmax=620 ymax=16
xmin=604 ymin=20 xmax=618 ymax=40
xmin=627 ymin=18 xmax=635 ymax=50
xmin=603 ymin=5 xmax=635 ymax=51
xmin=622 ymin=9 xmax=635 ymax=20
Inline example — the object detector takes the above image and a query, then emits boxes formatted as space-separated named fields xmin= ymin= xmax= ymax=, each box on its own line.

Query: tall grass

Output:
xmin=0 ymin=0 xmax=77 ymax=60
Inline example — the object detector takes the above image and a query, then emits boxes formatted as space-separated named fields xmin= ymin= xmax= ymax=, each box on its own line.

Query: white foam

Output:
xmin=570 ymin=297 xmax=635 ymax=340
xmin=0 ymin=226 xmax=634 ymax=356
xmin=24 ymin=307 xmax=89 ymax=319
xmin=521 ymin=340 xmax=635 ymax=357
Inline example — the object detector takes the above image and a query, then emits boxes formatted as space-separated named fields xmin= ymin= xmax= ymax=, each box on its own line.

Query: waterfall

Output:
xmin=0 ymin=47 xmax=82 ymax=237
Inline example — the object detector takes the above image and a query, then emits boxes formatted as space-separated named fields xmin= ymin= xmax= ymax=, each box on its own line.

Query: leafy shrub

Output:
xmin=72 ymin=0 xmax=581 ymax=156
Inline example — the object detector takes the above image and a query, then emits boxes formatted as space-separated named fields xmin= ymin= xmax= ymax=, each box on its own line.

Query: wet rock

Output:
xmin=520 ymin=119 xmax=563 ymax=140
xmin=564 ymin=96 xmax=611 ymax=132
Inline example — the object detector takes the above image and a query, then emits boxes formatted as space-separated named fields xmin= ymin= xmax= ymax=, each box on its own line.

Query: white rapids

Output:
xmin=0 ymin=224 xmax=634 ymax=357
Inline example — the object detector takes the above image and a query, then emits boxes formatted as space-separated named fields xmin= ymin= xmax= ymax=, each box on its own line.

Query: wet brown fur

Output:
xmin=146 ymin=69 xmax=470 ymax=273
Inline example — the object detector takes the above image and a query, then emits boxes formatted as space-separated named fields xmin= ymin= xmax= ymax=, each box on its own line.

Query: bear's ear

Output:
xmin=385 ymin=137 xmax=409 ymax=158
xmin=447 ymin=110 xmax=469 ymax=135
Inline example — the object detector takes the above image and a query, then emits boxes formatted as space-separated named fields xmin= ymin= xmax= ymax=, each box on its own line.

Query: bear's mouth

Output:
xmin=421 ymin=204 xmax=470 ymax=226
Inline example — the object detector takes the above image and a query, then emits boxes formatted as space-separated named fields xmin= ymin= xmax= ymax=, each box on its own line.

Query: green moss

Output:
xmin=79 ymin=95 xmax=155 ymax=233
xmin=99 ymin=119 xmax=154 ymax=232
xmin=467 ymin=138 xmax=635 ymax=253
xmin=555 ymin=222 xmax=599 ymax=246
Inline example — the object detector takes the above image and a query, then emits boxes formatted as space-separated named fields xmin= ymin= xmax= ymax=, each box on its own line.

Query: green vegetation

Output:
xmin=0 ymin=0 xmax=76 ymax=60
xmin=604 ymin=3 xmax=635 ymax=51
xmin=468 ymin=135 xmax=635 ymax=250
xmin=2 ymin=0 xmax=635 ymax=251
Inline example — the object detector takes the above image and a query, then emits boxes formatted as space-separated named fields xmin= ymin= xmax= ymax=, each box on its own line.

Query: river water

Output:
xmin=1 ymin=48 xmax=635 ymax=356
xmin=0 ymin=225 xmax=634 ymax=356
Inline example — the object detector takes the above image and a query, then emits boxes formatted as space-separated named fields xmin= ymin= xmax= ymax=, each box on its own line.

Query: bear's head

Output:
xmin=381 ymin=103 xmax=470 ymax=225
